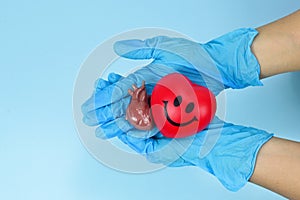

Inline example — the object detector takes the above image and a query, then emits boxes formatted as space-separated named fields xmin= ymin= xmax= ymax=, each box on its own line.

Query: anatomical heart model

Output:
xmin=125 ymin=81 xmax=154 ymax=131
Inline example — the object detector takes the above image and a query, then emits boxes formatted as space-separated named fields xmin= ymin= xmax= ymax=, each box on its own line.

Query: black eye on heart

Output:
xmin=173 ymin=96 xmax=195 ymax=113
xmin=173 ymin=96 xmax=182 ymax=107
xmin=185 ymin=102 xmax=194 ymax=113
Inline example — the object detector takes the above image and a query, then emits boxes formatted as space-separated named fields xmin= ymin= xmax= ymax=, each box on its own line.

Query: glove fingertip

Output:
xmin=81 ymin=98 xmax=92 ymax=115
xmin=113 ymin=39 xmax=154 ymax=59
xmin=108 ymin=73 xmax=122 ymax=83
xmin=82 ymin=115 xmax=98 ymax=126
xmin=113 ymin=40 xmax=140 ymax=56
xmin=95 ymin=127 xmax=108 ymax=139
xmin=94 ymin=78 xmax=110 ymax=90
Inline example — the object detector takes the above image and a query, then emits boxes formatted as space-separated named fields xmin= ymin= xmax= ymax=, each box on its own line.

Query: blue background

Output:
xmin=1 ymin=1 xmax=299 ymax=199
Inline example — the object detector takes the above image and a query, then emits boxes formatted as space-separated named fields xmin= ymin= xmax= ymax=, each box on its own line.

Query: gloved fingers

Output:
xmin=81 ymin=87 xmax=121 ymax=116
xmin=105 ymin=64 xmax=170 ymax=105
xmin=82 ymin=64 xmax=167 ymax=126
xmin=83 ymin=73 xmax=125 ymax=121
xmin=113 ymin=36 xmax=192 ymax=60
xmin=81 ymin=90 xmax=129 ymax=123
xmin=82 ymin=108 xmax=103 ymax=126
xmin=96 ymin=97 xmax=129 ymax=123
xmin=118 ymin=130 xmax=196 ymax=166
xmin=113 ymin=36 xmax=162 ymax=60
xmin=114 ymin=36 xmax=217 ymax=77
xmin=81 ymin=95 xmax=97 ymax=116
xmin=114 ymin=36 xmax=200 ymax=60
xmin=126 ymin=126 xmax=160 ymax=139
xmin=114 ymin=36 xmax=226 ymax=95
xmin=145 ymin=136 xmax=198 ymax=166
xmin=94 ymin=73 xmax=123 ymax=91
xmin=83 ymin=75 xmax=116 ymax=116
xmin=118 ymin=133 xmax=154 ymax=154
xmin=114 ymin=36 xmax=202 ymax=75
xmin=96 ymin=113 xmax=160 ymax=139
xmin=95 ymin=70 xmax=155 ymax=108
xmin=88 ymin=81 xmax=126 ymax=109
xmin=95 ymin=117 xmax=134 ymax=139
xmin=94 ymin=78 xmax=110 ymax=90
xmin=118 ymin=131 xmax=175 ymax=155
xmin=85 ymin=86 xmax=165 ymax=127
xmin=108 ymin=72 xmax=123 ymax=83
xmin=146 ymin=151 xmax=191 ymax=167
xmin=118 ymin=129 xmax=180 ymax=155
xmin=82 ymin=99 xmax=128 ymax=126
xmin=96 ymin=117 xmax=161 ymax=140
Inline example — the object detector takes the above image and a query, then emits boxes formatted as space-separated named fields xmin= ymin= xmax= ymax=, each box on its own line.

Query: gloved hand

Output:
xmin=82 ymin=33 xmax=227 ymax=138
xmin=119 ymin=117 xmax=272 ymax=192
xmin=113 ymin=28 xmax=263 ymax=89
xmin=81 ymin=28 xmax=271 ymax=191
xmin=82 ymin=62 xmax=208 ymax=139
xmin=83 ymin=72 xmax=273 ymax=191
xmin=82 ymin=28 xmax=262 ymax=138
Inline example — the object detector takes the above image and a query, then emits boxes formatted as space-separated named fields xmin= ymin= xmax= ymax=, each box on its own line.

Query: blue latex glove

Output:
xmin=82 ymin=32 xmax=229 ymax=138
xmin=84 ymin=73 xmax=273 ymax=191
xmin=114 ymin=28 xmax=263 ymax=89
xmin=82 ymin=28 xmax=262 ymax=138
xmin=82 ymin=28 xmax=272 ymax=191
xmin=119 ymin=117 xmax=272 ymax=191
xmin=82 ymin=62 xmax=212 ymax=139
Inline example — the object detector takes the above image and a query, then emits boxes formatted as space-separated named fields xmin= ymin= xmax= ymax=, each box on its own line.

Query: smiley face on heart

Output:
xmin=150 ymin=73 xmax=216 ymax=138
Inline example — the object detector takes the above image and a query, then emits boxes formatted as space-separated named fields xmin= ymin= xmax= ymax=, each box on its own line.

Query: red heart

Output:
xmin=151 ymin=73 xmax=216 ymax=138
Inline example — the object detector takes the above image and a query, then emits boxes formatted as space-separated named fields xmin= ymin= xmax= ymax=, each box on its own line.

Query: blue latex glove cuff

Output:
xmin=202 ymin=28 xmax=263 ymax=88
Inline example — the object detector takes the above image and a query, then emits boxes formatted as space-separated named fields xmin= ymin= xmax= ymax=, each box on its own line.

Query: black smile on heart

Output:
xmin=162 ymin=100 xmax=198 ymax=127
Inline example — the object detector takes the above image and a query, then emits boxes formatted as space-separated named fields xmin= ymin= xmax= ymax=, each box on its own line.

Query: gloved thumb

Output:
xmin=113 ymin=36 xmax=167 ymax=60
